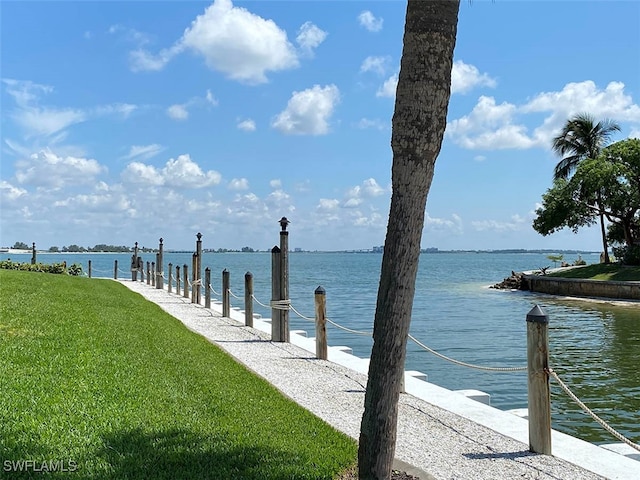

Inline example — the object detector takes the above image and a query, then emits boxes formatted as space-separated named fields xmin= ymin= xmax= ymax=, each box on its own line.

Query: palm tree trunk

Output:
xmin=597 ymin=192 xmax=610 ymax=263
xmin=357 ymin=1 xmax=459 ymax=478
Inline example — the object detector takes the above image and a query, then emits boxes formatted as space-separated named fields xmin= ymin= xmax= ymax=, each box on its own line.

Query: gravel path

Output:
xmin=122 ymin=280 xmax=611 ymax=480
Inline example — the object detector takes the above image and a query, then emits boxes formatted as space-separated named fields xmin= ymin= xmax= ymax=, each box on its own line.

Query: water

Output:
xmin=3 ymin=250 xmax=639 ymax=446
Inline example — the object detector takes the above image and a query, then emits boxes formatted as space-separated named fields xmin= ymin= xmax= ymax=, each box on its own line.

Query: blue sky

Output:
xmin=1 ymin=0 xmax=639 ymax=252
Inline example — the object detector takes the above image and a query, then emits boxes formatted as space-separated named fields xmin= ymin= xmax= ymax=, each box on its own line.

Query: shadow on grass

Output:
xmin=96 ymin=427 xmax=326 ymax=480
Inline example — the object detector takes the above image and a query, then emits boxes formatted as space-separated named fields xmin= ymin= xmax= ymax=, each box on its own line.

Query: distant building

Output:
xmin=294 ymin=247 xmax=302 ymax=252
xmin=423 ymin=247 xmax=439 ymax=253
xmin=372 ymin=246 xmax=384 ymax=253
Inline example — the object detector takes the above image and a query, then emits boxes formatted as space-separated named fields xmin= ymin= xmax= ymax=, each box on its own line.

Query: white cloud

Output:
xmin=178 ymin=0 xmax=298 ymax=84
xmin=122 ymin=154 xmax=221 ymax=188
xmin=425 ymin=212 xmax=463 ymax=234
xmin=94 ymin=103 xmax=137 ymax=118
xmin=360 ymin=56 xmax=389 ymax=76
xmin=272 ymin=84 xmax=340 ymax=135
xmin=358 ymin=11 xmax=383 ymax=32
xmin=14 ymin=150 xmax=106 ymax=188
xmin=355 ymin=118 xmax=387 ymax=130
xmin=630 ymin=128 xmax=640 ymax=139
xmin=270 ymin=179 xmax=282 ymax=189
xmin=471 ymin=215 xmax=526 ymax=232
xmin=296 ymin=21 xmax=327 ymax=56
xmin=167 ymin=104 xmax=189 ymax=121
xmin=129 ymin=46 xmax=181 ymax=72
xmin=447 ymin=81 xmax=640 ymax=151
xmin=451 ymin=60 xmax=497 ymax=94
xmin=205 ymin=89 xmax=218 ymax=106
xmin=237 ymin=119 xmax=256 ymax=131
xmin=122 ymin=144 xmax=165 ymax=161
xmin=228 ymin=178 xmax=249 ymax=190
xmin=376 ymin=74 xmax=398 ymax=98
xmin=0 ymin=181 xmax=27 ymax=202
xmin=317 ymin=198 xmax=340 ymax=212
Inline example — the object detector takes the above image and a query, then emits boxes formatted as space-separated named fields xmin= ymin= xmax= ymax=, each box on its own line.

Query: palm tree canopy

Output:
xmin=551 ymin=113 xmax=621 ymax=179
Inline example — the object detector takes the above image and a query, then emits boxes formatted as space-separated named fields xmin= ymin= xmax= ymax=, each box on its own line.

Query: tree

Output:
xmin=534 ymin=139 xmax=640 ymax=264
xmin=358 ymin=1 xmax=459 ymax=478
xmin=12 ymin=241 xmax=29 ymax=250
xmin=551 ymin=113 xmax=621 ymax=262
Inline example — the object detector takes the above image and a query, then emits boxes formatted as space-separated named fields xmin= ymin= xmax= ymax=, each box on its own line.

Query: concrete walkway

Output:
xmin=121 ymin=280 xmax=638 ymax=480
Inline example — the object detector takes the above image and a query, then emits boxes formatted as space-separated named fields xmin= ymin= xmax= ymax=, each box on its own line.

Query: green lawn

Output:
xmin=0 ymin=270 xmax=356 ymax=479
xmin=547 ymin=263 xmax=640 ymax=281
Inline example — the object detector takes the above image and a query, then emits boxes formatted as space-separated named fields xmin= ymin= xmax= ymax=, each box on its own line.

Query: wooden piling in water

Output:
xmin=222 ymin=269 xmax=230 ymax=317
xmin=205 ymin=268 xmax=211 ymax=309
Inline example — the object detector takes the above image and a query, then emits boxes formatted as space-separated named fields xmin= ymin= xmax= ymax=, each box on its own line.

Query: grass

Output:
xmin=0 ymin=270 xmax=357 ymax=479
xmin=547 ymin=263 xmax=640 ymax=281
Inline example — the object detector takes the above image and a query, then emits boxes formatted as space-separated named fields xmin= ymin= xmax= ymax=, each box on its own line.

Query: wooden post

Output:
xmin=183 ymin=265 xmax=189 ymax=299
xmin=151 ymin=261 xmax=156 ymax=287
xmin=245 ymin=272 xmax=253 ymax=327
xmin=527 ymin=305 xmax=552 ymax=455
xmin=168 ymin=263 xmax=173 ymax=293
xmin=175 ymin=265 xmax=181 ymax=296
xmin=114 ymin=260 xmax=118 ymax=280
xmin=205 ymin=268 xmax=211 ymax=309
xmin=146 ymin=261 xmax=151 ymax=285
xmin=222 ymin=269 xmax=230 ymax=317
xmin=88 ymin=260 xmax=92 ymax=278
xmin=271 ymin=246 xmax=282 ymax=341
xmin=279 ymin=217 xmax=290 ymax=342
xmin=131 ymin=242 xmax=139 ymax=281
xmin=31 ymin=243 xmax=36 ymax=265
xmin=195 ymin=233 xmax=202 ymax=304
xmin=157 ymin=238 xmax=164 ymax=290
xmin=191 ymin=253 xmax=197 ymax=304
xmin=315 ymin=286 xmax=327 ymax=360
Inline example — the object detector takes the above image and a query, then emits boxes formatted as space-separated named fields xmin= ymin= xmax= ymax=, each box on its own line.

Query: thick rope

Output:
xmin=270 ymin=299 xmax=291 ymax=310
xmin=548 ymin=369 xmax=640 ymax=451
xmin=209 ymin=285 xmax=221 ymax=296
xmin=408 ymin=334 xmax=528 ymax=372
xmin=326 ymin=318 xmax=372 ymax=336
xmin=228 ymin=289 xmax=242 ymax=300
xmin=251 ymin=294 xmax=271 ymax=309
xmin=289 ymin=303 xmax=314 ymax=322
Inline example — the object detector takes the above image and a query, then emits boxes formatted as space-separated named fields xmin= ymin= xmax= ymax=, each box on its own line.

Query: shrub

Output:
xmin=612 ymin=245 xmax=640 ymax=266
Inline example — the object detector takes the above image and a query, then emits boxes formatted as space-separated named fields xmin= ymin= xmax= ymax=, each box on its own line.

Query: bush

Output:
xmin=573 ymin=256 xmax=587 ymax=266
xmin=0 ymin=260 xmax=83 ymax=275
xmin=612 ymin=245 xmax=640 ymax=266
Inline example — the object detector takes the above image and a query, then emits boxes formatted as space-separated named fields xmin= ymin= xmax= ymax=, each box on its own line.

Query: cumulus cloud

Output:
xmin=166 ymin=90 xmax=218 ymax=121
xmin=0 ymin=181 xmax=27 ymax=202
xmin=376 ymin=74 xmax=398 ymax=98
xmin=122 ymin=154 xmax=221 ymax=188
xmin=360 ymin=56 xmax=390 ymax=76
xmin=447 ymin=81 xmax=640 ymax=150
xmin=358 ymin=11 xmax=383 ymax=32
xmin=270 ymin=179 xmax=282 ymax=189
xmin=167 ymin=104 xmax=189 ymax=121
xmin=425 ymin=212 xmax=463 ymax=234
xmin=296 ymin=21 xmax=327 ymax=56
xmin=471 ymin=214 xmax=526 ymax=232
xmin=14 ymin=149 xmax=106 ymax=188
xmin=272 ymin=84 xmax=340 ymax=135
xmin=228 ymin=178 xmax=249 ymax=190
xmin=237 ymin=119 xmax=256 ymax=131
xmin=451 ymin=60 xmax=497 ymax=94
xmin=132 ymin=0 xmax=299 ymax=84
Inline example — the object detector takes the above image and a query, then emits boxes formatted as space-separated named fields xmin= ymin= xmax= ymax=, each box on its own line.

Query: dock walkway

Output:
xmin=121 ymin=280 xmax=638 ymax=480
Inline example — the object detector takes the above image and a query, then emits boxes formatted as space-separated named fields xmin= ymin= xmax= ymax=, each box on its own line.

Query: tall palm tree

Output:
xmin=358 ymin=1 xmax=459 ymax=478
xmin=551 ymin=113 xmax=620 ymax=263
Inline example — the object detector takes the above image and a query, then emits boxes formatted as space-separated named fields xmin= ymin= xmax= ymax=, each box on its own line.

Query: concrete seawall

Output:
xmin=524 ymin=275 xmax=640 ymax=300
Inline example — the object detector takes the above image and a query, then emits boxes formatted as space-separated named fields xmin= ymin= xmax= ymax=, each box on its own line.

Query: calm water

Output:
xmin=3 ymin=251 xmax=639 ymax=445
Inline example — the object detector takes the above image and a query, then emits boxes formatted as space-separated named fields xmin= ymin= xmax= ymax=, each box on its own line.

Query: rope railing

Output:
xmin=209 ymin=285 xmax=221 ymax=296
xmin=408 ymin=334 xmax=528 ymax=373
xmin=547 ymin=368 xmax=640 ymax=451
xmin=228 ymin=289 xmax=242 ymax=300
